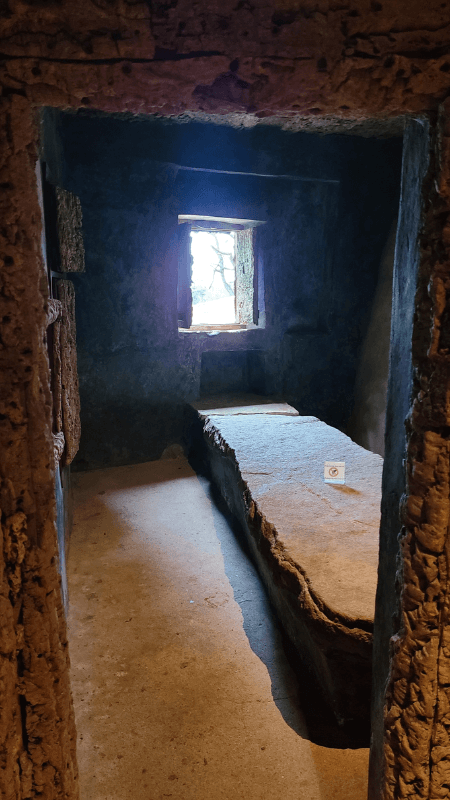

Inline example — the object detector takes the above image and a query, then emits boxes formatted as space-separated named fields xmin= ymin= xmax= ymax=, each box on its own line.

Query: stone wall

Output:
xmin=0 ymin=0 xmax=448 ymax=121
xmin=0 ymin=2 xmax=448 ymax=799
xmin=372 ymin=108 xmax=450 ymax=800
xmin=41 ymin=109 xmax=400 ymax=469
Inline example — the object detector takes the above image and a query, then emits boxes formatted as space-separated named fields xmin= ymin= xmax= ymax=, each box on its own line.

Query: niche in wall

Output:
xmin=200 ymin=350 xmax=266 ymax=396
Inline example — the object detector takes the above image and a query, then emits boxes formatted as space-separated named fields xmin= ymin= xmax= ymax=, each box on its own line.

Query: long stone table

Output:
xmin=190 ymin=395 xmax=382 ymax=724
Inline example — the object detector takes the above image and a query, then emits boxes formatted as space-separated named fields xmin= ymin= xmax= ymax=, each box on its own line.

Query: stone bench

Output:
xmin=190 ymin=395 xmax=382 ymax=724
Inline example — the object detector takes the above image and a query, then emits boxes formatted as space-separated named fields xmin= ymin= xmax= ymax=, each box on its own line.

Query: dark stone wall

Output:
xmin=368 ymin=119 xmax=431 ymax=798
xmin=41 ymin=109 xmax=402 ymax=470
xmin=347 ymin=222 xmax=397 ymax=457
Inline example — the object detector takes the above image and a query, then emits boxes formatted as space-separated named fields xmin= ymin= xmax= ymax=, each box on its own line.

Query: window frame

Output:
xmin=177 ymin=214 xmax=264 ymax=332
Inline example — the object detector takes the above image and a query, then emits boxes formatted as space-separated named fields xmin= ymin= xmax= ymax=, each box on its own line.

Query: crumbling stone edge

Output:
xmin=202 ymin=417 xmax=374 ymax=725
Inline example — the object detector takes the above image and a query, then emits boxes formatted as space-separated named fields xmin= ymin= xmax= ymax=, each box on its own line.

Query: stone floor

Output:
xmin=68 ymin=457 xmax=369 ymax=800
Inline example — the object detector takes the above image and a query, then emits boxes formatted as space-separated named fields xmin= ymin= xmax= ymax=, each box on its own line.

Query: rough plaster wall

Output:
xmin=0 ymin=0 xmax=448 ymax=122
xmin=53 ymin=317 xmax=63 ymax=435
xmin=236 ymin=228 xmax=254 ymax=324
xmin=0 ymin=2 xmax=448 ymax=799
xmin=56 ymin=280 xmax=81 ymax=466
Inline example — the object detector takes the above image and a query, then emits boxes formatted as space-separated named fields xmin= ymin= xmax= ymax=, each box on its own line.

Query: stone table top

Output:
xmin=192 ymin=394 xmax=300 ymax=417
xmin=199 ymin=408 xmax=382 ymax=624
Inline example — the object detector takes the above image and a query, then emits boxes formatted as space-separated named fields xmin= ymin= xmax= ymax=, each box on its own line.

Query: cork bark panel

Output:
xmin=53 ymin=432 xmax=65 ymax=465
xmin=56 ymin=280 xmax=81 ymax=466
xmin=47 ymin=298 xmax=62 ymax=327
xmin=0 ymin=95 xmax=78 ymax=800
xmin=0 ymin=1 xmax=155 ymax=60
xmin=0 ymin=7 xmax=448 ymax=127
xmin=0 ymin=0 xmax=447 ymax=100
xmin=55 ymin=188 xmax=85 ymax=274
xmin=48 ymin=299 xmax=63 ymax=436
xmin=0 ymin=56 xmax=447 ymax=122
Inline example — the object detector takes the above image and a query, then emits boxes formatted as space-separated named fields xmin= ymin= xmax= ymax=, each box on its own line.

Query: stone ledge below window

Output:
xmin=179 ymin=322 xmax=262 ymax=333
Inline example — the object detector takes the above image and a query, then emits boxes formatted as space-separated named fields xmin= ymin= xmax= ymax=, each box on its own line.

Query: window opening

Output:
xmin=191 ymin=229 xmax=236 ymax=325
xmin=177 ymin=215 xmax=264 ymax=331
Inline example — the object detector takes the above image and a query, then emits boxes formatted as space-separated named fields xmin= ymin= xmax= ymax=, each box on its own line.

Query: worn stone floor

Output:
xmin=67 ymin=457 xmax=369 ymax=800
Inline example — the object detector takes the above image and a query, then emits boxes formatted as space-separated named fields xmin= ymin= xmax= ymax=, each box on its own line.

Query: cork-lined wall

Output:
xmin=0 ymin=2 xmax=448 ymax=799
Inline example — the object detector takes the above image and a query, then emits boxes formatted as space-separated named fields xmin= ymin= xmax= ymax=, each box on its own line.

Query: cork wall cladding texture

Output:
xmin=0 ymin=0 xmax=448 ymax=121
xmin=0 ymin=2 xmax=448 ymax=799
xmin=55 ymin=189 xmax=85 ymax=275
xmin=0 ymin=99 xmax=78 ymax=798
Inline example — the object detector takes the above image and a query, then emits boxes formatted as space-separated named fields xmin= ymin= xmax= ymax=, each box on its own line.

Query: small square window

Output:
xmin=177 ymin=215 xmax=263 ymax=331
xmin=191 ymin=228 xmax=236 ymax=325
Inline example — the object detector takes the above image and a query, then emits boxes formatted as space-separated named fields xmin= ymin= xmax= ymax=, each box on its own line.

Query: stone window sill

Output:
xmin=179 ymin=323 xmax=262 ymax=334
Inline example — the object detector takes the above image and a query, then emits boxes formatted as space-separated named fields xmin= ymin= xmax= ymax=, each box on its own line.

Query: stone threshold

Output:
xmin=190 ymin=394 xmax=382 ymax=724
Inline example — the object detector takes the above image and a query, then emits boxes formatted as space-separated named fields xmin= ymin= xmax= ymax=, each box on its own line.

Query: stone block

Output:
xmin=56 ymin=280 xmax=81 ymax=465
xmin=193 ymin=397 xmax=382 ymax=723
